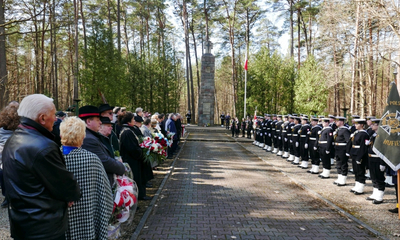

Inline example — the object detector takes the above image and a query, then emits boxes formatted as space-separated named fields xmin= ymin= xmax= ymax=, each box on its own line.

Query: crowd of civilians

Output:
xmin=0 ymin=94 xmax=183 ymax=240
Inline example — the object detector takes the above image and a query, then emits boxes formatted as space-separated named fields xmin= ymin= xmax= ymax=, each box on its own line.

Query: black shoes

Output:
xmin=388 ymin=208 xmax=398 ymax=213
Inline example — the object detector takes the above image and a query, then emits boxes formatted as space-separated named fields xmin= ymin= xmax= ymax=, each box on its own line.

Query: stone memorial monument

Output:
xmin=198 ymin=41 xmax=215 ymax=126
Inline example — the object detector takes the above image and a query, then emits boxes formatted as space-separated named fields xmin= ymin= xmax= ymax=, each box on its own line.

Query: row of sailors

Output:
xmin=252 ymin=114 xmax=392 ymax=207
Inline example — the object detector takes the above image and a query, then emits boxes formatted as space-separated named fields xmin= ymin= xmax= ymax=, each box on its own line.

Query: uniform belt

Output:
xmin=300 ymin=135 xmax=306 ymax=137
xmin=267 ymin=128 xmax=271 ymax=130
xmin=369 ymin=154 xmax=379 ymax=158
xmin=272 ymin=128 xmax=276 ymax=130
xmin=263 ymin=127 xmax=266 ymax=129
xmin=282 ymin=130 xmax=287 ymax=132
xmin=276 ymin=130 xmax=281 ymax=132
xmin=287 ymin=134 xmax=292 ymax=136
xmin=292 ymin=134 xmax=298 ymax=136
xmin=319 ymin=141 xmax=327 ymax=144
xmin=335 ymin=143 xmax=347 ymax=146
xmin=309 ymin=137 xmax=317 ymax=141
xmin=352 ymin=145 xmax=360 ymax=148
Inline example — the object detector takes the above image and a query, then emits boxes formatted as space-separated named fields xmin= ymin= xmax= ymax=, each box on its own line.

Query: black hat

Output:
xmin=79 ymin=105 xmax=100 ymax=118
xmin=302 ymin=117 xmax=309 ymax=121
xmin=272 ymin=114 xmax=277 ymax=117
xmin=134 ymin=115 xmax=144 ymax=123
xmin=98 ymin=103 xmax=114 ymax=114
xmin=370 ymin=119 xmax=381 ymax=124
xmin=366 ymin=116 xmax=376 ymax=120
xmin=302 ymin=115 xmax=308 ymax=119
xmin=329 ymin=115 xmax=336 ymax=119
xmin=292 ymin=113 xmax=298 ymax=116
xmin=277 ymin=115 xmax=282 ymax=118
xmin=289 ymin=115 xmax=295 ymax=119
xmin=318 ymin=115 xmax=325 ymax=118
xmin=56 ymin=111 xmax=66 ymax=117
xmin=100 ymin=116 xmax=112 ymax=124
xmin=283 ymin=115 xmax=288 ymax=118
xmin=354 ymin=119 xmax=367 ymax=125
xmin=311 ymin=117 xmax=319 ymax=121
xmin=294 ymin=117 xmax=301 ymax=121
xmin=351 ymin=115 xmax=360 ymax=119
xmin=335 ymin=116 xmax=346 ymax=121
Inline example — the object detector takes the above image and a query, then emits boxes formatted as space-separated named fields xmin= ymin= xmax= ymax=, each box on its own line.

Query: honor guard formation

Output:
xmin=225 ymin=113 xmax=398 ymax=213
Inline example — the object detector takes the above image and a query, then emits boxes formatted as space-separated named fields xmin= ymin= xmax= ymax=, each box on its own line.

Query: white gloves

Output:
xmin=304 ymin=144 xmax=308 ymax=149
xmin=325 ymin=150 xmax=330 ymax=154
xmin=380 ymin=165 xmax=386 ymax=172
xmin=313 ymin=147 xmax=317 ymax=150
xmin=295 ymin=142 xmax=299 ymax=147
xmin=356 ymin=160 xmax=361 ymax=164
xmin=284 ymin=138 xmax=287 ymax=142
xmin=346 ymin=153 xmax=350 ymax=157
xmin=268 ymin=133 xmax=271 ymax=137
xmin=278 ymin=137 xmax=281 ymax=140
xmin=365 ymin=140 xmax=370 ymax=146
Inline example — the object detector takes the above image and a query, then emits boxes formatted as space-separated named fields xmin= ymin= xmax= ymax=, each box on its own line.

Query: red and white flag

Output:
xmin=244 ymin=59 xmax=248 ymax=71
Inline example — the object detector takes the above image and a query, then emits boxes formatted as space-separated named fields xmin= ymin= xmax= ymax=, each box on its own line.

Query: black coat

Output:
xmin=3 ymin=117 xmax=81 ymax=240
xmin=119 ymin=125 xmax=146 ymax=198
xmin=132 ymin=126 xmax=154 ymax=183
xmin=52 ymin=118 xmax=62 ymax=147
xmin=82 ymin=128 xmax=125 ymax=186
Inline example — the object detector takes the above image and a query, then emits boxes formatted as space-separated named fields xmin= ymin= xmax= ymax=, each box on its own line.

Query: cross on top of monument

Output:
xmin=204 ymin=41 xmax=213 ymax=54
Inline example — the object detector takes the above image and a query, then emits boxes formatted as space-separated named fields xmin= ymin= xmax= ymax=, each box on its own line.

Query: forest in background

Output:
xmin=1 ymin=0 xmax=399 ymax=122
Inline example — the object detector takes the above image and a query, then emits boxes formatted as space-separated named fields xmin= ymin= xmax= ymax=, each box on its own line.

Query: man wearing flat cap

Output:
xmin=347 ymin=119 xmax=370 ymax=195
xmin=350 ymin=115 xmax=360 ymax=133
xmin=366 ymin=119 xmax=386 ymax=204
xmin=315 ymin=118 xmax=334 ymax=178
xmin=298 ymin=117 xmax=311 ymax=169
xmin=333 ymin=116 xmax=351 ymax=186
xmin=308 ymin=117 xmax=322 ymax=174
xmin=291 ymin=117 xmax=302 ymax=165
xmin=80 ymin=105 xmax=125 ymax=186
xmin=99 ymin=103 xmax=120 ymax=152
xmin=52 ymin=111 xmax=67 ymax=147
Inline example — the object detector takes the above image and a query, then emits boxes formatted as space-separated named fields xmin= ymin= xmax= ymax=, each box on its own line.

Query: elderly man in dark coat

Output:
xmin=80 ymin=105 xmax=125 ymax=187
xmin=3 ymin=94 xmax=81 ymax=240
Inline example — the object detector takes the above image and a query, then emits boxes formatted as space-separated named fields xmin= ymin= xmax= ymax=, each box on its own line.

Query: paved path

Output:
xmin=138 ymin=132 xmax=377 ymax=239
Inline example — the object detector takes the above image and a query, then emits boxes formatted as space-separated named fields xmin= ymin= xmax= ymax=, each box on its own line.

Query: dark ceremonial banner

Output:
xmin=373 ymin=82 xmax=400 ymax=171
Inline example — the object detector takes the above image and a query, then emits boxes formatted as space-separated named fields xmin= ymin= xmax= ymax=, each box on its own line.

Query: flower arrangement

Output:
xmin=166 ymin=132 xmax=176 ymax=147
xmin=109 ymin=164 xmax=138 ymax=225
xmin=139 ymin=132 xmax=168 ymax=164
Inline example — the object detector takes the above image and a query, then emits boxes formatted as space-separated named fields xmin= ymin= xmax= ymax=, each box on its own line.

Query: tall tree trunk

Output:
xmin=79 ymin=0 xmax=87 ymax=62
xmin=297 ymin=8 xmax=301 ymax=69
xmin=190 ymin=18 xmax=199 ymax=123
xmin=222 ymin=0 xmax=238 ymax=117
xmin=289 ymin=0 xmax=294 ymax=58
xmin=204 ymin=0 xmax=209 ymax=42
xmin=117 ymin=0 xmax=121 ymax=53
xmin=107 ymin=0 xmax=112 ymax=32
xmin=40 ymin=0 xmax=47 ymax=94
xmin=73 ymin=0 xmax=79 ymax=102
xmin=350 ymin=2 xmax=360 ymax=114
xmin=183 ymin=1 xmax=191 ymax=113
xmin=123 ymin=10 xmax=130 ymax=55
xmin=0 ymin=0 xmax=8 ymax=108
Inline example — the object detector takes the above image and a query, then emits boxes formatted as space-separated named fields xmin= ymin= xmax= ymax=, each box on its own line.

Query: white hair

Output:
xmin=135 ymin=107 xmax=143 ymax=114
xmin=18 ymin=94 xmax=54 ymax=120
